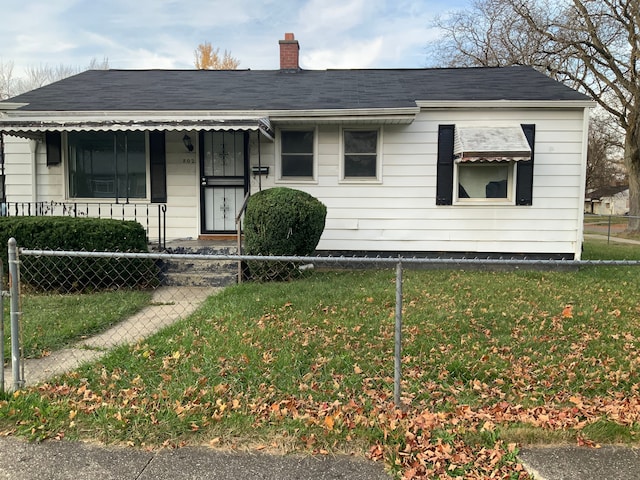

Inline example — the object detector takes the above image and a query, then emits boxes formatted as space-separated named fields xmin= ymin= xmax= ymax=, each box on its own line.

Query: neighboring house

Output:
xmin=0 ymin=33 xmax=593 ymax=259
xmin=585 ymin=185 xmax=629 ymax=215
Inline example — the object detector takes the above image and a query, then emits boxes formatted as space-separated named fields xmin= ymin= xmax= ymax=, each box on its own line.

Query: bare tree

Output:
xmin=430 ymin=0 xmax=640 ymax=230
xmin=586 ymin=112 xmax=626 ymax=192
xmin=1 ymin=57 xmax=110 ymax=98
xmin=0 ymin=59 xmax=17 ymax=100
xmin=87 ymin=57 xmax=110 ymax=71
xmin=16 ymin=64 xmax=79 ymax=93
xmin=194 ymin=42 xmax=240 ymax=70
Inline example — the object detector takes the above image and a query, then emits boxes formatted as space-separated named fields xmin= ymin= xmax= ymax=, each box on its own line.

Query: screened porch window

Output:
xmin=68 ymin=131 xmax=147 ymax=199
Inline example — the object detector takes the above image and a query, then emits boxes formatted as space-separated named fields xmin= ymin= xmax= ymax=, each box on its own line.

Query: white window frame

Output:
xmin=276 ymin=127 xmax=318 ymax=183
xmin=453 ymin=160 xmax=517 ymax=205
xmin=339 ymin=127 xmax=382 ymax=184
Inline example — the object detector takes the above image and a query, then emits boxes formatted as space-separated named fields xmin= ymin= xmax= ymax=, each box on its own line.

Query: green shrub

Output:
xmin=244 ymin=187 xmax=327 ymax=281
xmin=0 ymin=217 xmax=157 ymax=291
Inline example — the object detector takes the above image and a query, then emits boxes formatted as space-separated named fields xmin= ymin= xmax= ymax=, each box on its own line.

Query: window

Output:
xmin=68 ymin=131 xmax=147 ymax=199
xmin=436 ymin=124 xmax=536 ymax=205
xmin=343 ymin=129 xmax=378 ymax=179
xmin=456 ymin=162 xmax=512 ymax=200
xmin=280 ymin=130 xmax=314 ymax=178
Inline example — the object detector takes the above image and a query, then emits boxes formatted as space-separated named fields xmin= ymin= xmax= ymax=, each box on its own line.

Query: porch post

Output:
xmin=257 ymin=129 xmax=262 ymax=191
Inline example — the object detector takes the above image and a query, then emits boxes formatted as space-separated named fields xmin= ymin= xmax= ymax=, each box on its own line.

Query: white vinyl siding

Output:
xmin=252 ymin=108 xmax=587 ymax=258
xmin=163 ymin=131 xmax=200 ymax=240
xmin=3 ymin=136 xmax=63 ymax=203
xmin=3 ymin=106 xmax=587 ymax=257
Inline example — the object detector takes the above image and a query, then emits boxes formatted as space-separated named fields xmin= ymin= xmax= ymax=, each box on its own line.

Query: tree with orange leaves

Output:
xmin=194 ymin=42 xmax=240 ymax=70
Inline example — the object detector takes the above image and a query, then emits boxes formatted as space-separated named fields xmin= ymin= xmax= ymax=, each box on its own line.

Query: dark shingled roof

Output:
xmin=587 ymin=185 xmax=629 ymax=199
xmin=3 ymin=66 xmax=590 ymax=112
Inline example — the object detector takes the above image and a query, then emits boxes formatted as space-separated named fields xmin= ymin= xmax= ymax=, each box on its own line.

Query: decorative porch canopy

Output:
xmin=0 ymin=117 xmax=274 ymax=141
xmin=454 ymin=125 xmax=531 ymax=163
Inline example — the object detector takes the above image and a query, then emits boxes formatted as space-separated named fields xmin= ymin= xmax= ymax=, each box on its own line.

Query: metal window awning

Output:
xmin=454 ymin=125 xmax=531 ymax=163
xmin=0 ymin=118 xmax=274 ymax=141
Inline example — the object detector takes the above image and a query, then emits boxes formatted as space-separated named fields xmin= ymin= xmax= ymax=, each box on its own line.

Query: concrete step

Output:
xmin=160 ymin=258 xmax=237 ymax=275
xmin=161 ymin=271 xmax=237 ymax=287
xmin=157 ymin=242 xmax=241 ymax=287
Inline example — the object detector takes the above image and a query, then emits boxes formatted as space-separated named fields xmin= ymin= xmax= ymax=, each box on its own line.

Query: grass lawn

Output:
xmin=582 ymin=237 xmax=640 ymax=260
xmin=1 ymin=239 xmax=639 ymax=478
xmin=2 ymin=290 xmax=152 ymax=361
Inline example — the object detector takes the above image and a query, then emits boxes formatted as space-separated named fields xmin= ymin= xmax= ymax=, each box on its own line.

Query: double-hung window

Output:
xmin=68 ymin=131 xmax=147 ymax=199
xmin=343 ymin=129 xmax=379 ymax=180
xmin=280 ymin=130 xmax=314 ymax=179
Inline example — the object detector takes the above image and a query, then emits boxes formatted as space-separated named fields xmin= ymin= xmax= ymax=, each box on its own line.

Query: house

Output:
xmin=0 ymin=34 xmax=593 ymax=259
xmin=585 ymin=185 xmax=629 ymax=215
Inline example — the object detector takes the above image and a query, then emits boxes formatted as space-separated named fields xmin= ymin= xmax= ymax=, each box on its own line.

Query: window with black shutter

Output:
xmin=436 ymin=124 xmax=535 ymax=205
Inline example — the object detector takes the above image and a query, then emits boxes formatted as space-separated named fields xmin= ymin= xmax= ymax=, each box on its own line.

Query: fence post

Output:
xmin=8 ymin=238 xmax=23 ymax=390
xmin=607 ymin=215 xmax=612 ymax=244
xmin=394 ymin=260 xmax=403 ymax=407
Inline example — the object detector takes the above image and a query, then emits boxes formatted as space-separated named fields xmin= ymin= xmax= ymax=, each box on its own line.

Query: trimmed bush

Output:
xmin=0 ymin=217 xmax=157 ymax=291
xmin=244 ymin=187 xmax=327 ymax=280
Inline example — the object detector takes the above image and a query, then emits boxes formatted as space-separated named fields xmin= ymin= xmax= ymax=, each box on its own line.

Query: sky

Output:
xmin=0 ymin=0 xmax=469 ymax=74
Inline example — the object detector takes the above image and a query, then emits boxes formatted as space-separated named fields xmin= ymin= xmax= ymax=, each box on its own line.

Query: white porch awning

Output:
xmin=454 ymin=125 xmax=531 ymax=163
xmin=0 ymin=117 xmax=274 ymax=141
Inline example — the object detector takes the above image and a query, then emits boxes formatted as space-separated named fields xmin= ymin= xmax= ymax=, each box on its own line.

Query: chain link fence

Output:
xmin=584 ymin=213 xmax=640 ymax=243
xmin=3 ymin=240 xmax=640 ymax=403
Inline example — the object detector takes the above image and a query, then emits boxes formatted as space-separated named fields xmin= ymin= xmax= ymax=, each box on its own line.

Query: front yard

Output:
xmin=1 ymin=238 xmax=639 ymax=479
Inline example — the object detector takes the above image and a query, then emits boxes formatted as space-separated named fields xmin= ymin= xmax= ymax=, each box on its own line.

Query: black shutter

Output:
xmin=516 ymin=124 xmax=536 ymax=206
xmin=149 ymin=131 xmax=167 ymax=203
xmin=436 ymin=124 xmax=455 ymax=205
xmin=45 ymin=132 xmax=62 ymax=166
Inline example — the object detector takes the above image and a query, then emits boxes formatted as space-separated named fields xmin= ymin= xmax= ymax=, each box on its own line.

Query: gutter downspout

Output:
xmin=575 ymin=106 xmax=591 ymax=260
xmin=0 ymin=133 xmax=5 ymax=202
xmin=29 ymin=139 xmax=38 ymax=203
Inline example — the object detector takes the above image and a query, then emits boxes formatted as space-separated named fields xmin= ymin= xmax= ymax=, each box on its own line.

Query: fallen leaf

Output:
xmin=324 ymin=415 xmax=335 ymax=430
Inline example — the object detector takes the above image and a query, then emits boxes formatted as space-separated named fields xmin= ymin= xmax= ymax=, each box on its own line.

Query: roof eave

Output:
xmin=0 ymin=107 xmax=420 ymax=126
xmin=416 ymin=100 xmax=595 ymax=109
xmin=0 ymin=102 xmax=29 ymax=110
xmin=269 ymin=107 xmax=419 ymax=125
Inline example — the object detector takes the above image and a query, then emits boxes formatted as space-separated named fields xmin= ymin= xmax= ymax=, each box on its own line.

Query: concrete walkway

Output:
xmin=519 ymin=445 xmax=640 ymax=480
xmin=584 ymin=233 xmax=640 ymax=245
xmin=3 ymin=286 xmax=216 ymax=390
xmin=0 ymin=436 xmax=639 ymax=480
xmin=0 ymin=436 xmax=392 ymax=480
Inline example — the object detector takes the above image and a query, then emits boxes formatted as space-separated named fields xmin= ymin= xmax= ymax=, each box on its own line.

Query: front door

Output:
xmin=200 ymin=131 xmax=249 ymax=233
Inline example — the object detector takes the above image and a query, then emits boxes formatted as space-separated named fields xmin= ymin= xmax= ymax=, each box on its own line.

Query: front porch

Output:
xmin=0 ymin=200 xmax=254 ymax=254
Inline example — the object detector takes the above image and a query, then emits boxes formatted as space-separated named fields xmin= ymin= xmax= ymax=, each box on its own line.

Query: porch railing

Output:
xmin=1 ymin=201 xmax=166 ymax=249
xmin=235 ymin=191 xmax=251 ymax=281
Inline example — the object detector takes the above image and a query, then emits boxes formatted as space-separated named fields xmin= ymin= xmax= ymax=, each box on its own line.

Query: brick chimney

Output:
xmin=279 ymin=33 xmax=300 ymax=71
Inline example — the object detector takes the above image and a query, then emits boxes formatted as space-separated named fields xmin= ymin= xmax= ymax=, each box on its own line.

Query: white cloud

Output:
xmin=0 ymin=0 xmax=472 ymax=75
xmin=297 ymin=0 xmax=383 ymax=34
xmin=302 ymin=37 xmax=384 ymax=69
xmin=120 ymin=49 xmax=180 ymax=70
